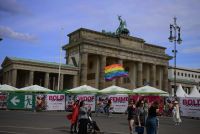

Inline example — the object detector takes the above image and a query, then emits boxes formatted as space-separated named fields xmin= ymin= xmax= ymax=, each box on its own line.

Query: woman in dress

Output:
xmin=172 ymin=101 xmax=182 ymax=125
xmin=69 ymin=100 xmax=79 ymax=133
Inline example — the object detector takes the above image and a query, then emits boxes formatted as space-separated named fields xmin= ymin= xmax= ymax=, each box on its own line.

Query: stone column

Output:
xmin=11 ymin=69 xmax=17 ymax=87
xmin=156 ymin=66 xmax=162 ymax=89
xmin=163 ymin=66 xmax=168 ymax=91
xmin=99 ymin=55 xmax=106 ymax=89
xmin=137 ymin=62 xmax=143 ymax=87
xmin=4 ymin=72 xmax=8 ymax=84
xmin=29 ymin=71 xmax=34 ymax=85
xmin=130 ymin=62 xmax=136 ymax=89
xmin=95 ymin=56 xmax=100 ymax=89
xmin=150 ymin=64 xmax=156 ymax=87
xmin=73 ymin=75 xmax=78 ymax=88
xmin=7 ymin=71 xmax=11 ymax=85
xmin=80 ymin=53 xmax=88 ymax=85
xmin=59 ymin=74 xmax=64 ymax=90
xmin=117 ymin=59 xmax=123 ymax=86
xmin=44 ymin=72 xmax=49 ymax=88
xmin=146 ymin=64 xmax=150 ymax=85
xmin=3 ymin=72 xmax=6 ymax=84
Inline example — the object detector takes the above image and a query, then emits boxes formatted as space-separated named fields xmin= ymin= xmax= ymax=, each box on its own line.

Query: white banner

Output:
xmin=179 ymin=97 xmax=200 ymax=117
xmin=46 ymin=94 xmax=65 ymax=111
xmin=108 ymin=94 xmax=128 ymax=113
xmin=76 ymin=95 xmax=96 ymax=111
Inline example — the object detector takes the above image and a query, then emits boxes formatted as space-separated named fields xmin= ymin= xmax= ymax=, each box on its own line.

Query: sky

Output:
xmin=0 ymin=0 xmax=200 ymax=69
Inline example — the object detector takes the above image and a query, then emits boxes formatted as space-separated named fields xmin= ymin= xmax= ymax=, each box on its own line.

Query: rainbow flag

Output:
xmin=104 ymin=64 xmax=128 ymax=81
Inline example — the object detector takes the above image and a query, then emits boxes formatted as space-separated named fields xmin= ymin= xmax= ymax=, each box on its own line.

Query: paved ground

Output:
xmin=0 ymin=110 xmax=199 ymax=134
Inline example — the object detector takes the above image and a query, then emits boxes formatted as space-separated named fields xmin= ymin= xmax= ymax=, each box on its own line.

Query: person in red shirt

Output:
xmin=67 ymin=100 xmax=80 ymax=133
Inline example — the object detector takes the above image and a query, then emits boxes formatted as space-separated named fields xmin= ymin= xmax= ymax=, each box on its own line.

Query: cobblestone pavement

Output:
xmin=0 ymin=111 xmax=199 ymax=134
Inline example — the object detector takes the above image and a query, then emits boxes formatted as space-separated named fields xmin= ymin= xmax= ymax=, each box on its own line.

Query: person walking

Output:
xmin=67 ymin=100 xmax=79 ymax=134
xmin=95 ymin=98 xmax=104 ymax=116
xmin=146 ymin=101 xmax=159 ymax=134
xmin=135 ymin=100 xmax=145 ymax=134
xmin=78 ymin=101 xmax=88 ymax=134
xmin=126 ymin=99 xmax=137 ymax=134
xmin=172 ymin=101 xmax=182 ymax=125
xmin=104 ymin=98 xmax=112 ymax=117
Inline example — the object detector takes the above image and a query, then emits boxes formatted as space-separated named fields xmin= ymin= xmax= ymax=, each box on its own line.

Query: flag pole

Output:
xmin=57 ymin=27 xmax=64 ymax=91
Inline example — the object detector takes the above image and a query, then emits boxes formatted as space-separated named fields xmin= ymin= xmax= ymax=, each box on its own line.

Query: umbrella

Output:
xmin=18 ymin=85 xmax=54 ymax=93
xmin=66 ymin=85 xmax=99 ymax=94
xmin=132 ymin=85 xmax=168 ymax=95
xmin=0 ymin=84 xmax=18 ymax=92
xmin=98 ymin=85 xmax=132 ymax=94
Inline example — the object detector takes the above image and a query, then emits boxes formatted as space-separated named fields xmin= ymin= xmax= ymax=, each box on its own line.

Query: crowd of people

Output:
xmin=66 ymin=97 xmax=182 ymax=134
xmin=67 ymin=100 xmax=100 ymax=134
xmin=126 ymin=98 xmax=182 ymax=134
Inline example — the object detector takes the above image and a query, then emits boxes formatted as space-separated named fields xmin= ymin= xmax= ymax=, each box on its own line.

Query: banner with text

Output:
xmin=108 ymin=94 xmax=128 ymax=113
xmin=179 ymin=97 xmax=200 ymax=117
xmin=76 ymin=94 xmax=96 ymax=111
xmin=46 ymin=94 xmax=65 ymax=111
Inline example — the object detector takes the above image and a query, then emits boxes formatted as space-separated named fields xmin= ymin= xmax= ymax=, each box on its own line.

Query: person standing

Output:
xmin=104 ymin=98 xmax=112 ymax=117
xmin=143 ymin=99 xmax=149 ymax=126
xmin=126 ymin=99 xmax=137 ymax=134
xmin=67 ymin=100 xmax=79 ymax=133
xmin=135 ymin=100 xmax=145 ymax=134
xmin=78 ymin=101 xmax=88 ymax=134
xmin=172 ymin=101 xmax=182 ymax=125
xmin=146 ymin=101 xmax=159 ymax=134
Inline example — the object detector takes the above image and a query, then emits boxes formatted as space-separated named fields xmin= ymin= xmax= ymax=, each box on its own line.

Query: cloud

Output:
xmin=0 ymin=0 xmax=30 ymax=15
xmin=0 ymin=26 xmax=37 ymax=42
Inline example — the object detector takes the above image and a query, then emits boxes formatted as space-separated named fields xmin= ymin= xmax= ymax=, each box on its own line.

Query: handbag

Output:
xmin=135 ymin=126 xmax=144 ymax=133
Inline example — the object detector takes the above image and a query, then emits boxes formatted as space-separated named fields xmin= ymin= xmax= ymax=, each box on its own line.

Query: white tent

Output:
xmin=98 ymin=85 xmax=131 ymax=94
xmin=176 ymin=84 xmax=188 ymax=97
xmin=132 ymin=85 xmax=168 ymax=95
xmin=19 ymin=85 xmax=54 ymax=92
xmin=189 ymin=86 xmax=200 ymax=97
xmin=0 ymin=84 xmax=18 ymax=92
xmin=66 ymin=85 xmax=99 ymax=94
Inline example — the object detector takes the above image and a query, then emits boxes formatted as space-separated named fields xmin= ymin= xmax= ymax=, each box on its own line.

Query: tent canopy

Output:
xmin=189 ymin=86 xmax=200 ymax=97
xmin=66 ymin=85 xmax=99 ymax=94
xmin=176 ymin=84 xmax=188 ymax=97
xmin=0 ymin=84 xmax=18 ymax=92
xmin=18 ymin=85 xmax=54 ymax=92
xmin=132 ymin=85 xmax=168 ymax=95
xmin=98 ymin=85 xmax=132 ymax=94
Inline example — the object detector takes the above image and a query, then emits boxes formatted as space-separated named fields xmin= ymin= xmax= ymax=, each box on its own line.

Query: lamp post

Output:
xmin=57 ymin=28 xmax=64 ymax=91
xmin=168 ymin=17 xmax=182 ymax=96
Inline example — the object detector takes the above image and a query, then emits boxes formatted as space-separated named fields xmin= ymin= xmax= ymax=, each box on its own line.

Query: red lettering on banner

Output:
xmin=110 ymin=97 xmax=128 ymax=102
xmin=78 ymin=96 xmax=94 ymax=102
xmin=49 ymin=95 xmax=64 ymax=101
xmin=182 ymin=99 xmax=200 ymax=106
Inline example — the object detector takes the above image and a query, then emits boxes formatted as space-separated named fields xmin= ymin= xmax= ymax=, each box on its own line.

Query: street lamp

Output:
xmin=168 ymin=17 xmax=182 ymax=96
xmin=57 ymin=27 xmax=64 ymax=91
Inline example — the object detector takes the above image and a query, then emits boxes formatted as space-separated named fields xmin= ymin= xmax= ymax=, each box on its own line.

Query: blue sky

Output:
xmin=0 ymin=0 xmax=200 ymax=69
